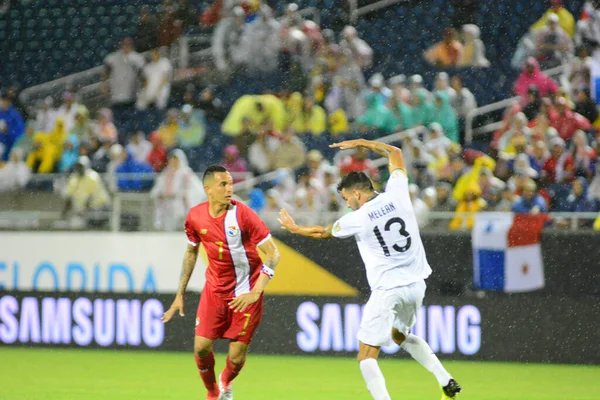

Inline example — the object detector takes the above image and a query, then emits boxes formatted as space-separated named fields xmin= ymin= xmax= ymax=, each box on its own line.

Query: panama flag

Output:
xmin=472 ymin=213 xmax=548 ymax=292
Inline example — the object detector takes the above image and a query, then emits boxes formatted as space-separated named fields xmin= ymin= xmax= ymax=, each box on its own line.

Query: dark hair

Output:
xmin=203 ymin=165 xmax=228 ymax=183
xmin=337 ymin=171 xmax=374 ymax=193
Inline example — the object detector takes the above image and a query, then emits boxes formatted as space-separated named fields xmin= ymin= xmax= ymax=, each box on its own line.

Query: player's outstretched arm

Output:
xmin=230 ymin=238 xmax=281 ymax=312
xmin=162 ymin=243 xmax=199 ymax=323
xmin=278 ymin=209 xmax=334 ymax=239
xmin=330 ymin=139 xmax=405 ymax=174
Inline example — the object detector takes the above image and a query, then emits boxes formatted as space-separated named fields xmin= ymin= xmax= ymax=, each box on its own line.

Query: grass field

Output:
xmin=0 ymin=348 xmax=598 ymax=400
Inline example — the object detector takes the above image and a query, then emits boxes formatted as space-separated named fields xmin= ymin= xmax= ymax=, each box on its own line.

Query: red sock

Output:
xmin=194 ymin=352 xmax=219 ymax=397
xmin=221 ymin=356 xmax=245 ymax=385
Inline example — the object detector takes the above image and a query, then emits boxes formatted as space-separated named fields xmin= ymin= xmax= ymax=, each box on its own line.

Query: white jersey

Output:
xmin=332 ymin=169 xmax=432 ymax=290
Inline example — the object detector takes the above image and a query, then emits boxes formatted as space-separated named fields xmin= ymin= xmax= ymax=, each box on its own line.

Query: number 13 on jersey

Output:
xmin=373 ymin=217 xmax=411 ymax=256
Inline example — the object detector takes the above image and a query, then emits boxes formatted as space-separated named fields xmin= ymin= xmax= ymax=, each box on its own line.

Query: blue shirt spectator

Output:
xmin=559 ymin=177 xmax=600 ymax=212
xmin=512 ymin=179 xmax=548 ymax=214
xmin=0 ymin=94 xmax=25 ymax=160
xmin=116 ymin=151 xmax=154 ymax=191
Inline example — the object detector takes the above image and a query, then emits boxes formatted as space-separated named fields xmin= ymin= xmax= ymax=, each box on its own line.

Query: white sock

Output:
xmin=359 ymin=358 xmax=391 ymax=400
xmin=400 ymin=334 xmax=452 ymax=387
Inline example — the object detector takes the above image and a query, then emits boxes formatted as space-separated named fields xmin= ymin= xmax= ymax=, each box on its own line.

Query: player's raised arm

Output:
xmin=162 ymin=243 xmax=199 ymax=323
xmin=278 ymin=208 xmax=334 ymax=239
xmin=330 ymin=138 xmax=406 ymax=174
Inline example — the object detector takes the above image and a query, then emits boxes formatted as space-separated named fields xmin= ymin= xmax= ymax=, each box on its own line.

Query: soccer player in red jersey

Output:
xmin=162 ymin=165 xmax=281 ymax=400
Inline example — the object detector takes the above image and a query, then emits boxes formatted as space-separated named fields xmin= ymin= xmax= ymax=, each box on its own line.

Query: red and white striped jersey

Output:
xmin=185 ymin=200 xmax=271 ymax=299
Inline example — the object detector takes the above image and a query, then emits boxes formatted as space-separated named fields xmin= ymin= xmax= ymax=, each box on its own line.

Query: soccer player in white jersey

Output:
xmin=278 ymin=139 xmax=461 ymax=400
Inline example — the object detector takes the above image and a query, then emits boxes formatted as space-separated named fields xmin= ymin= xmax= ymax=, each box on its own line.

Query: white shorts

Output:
xmin=357 ymin=280 xmax=426 ymax=347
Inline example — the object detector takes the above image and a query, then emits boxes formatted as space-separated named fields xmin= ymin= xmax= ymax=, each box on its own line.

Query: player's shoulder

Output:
xmin=188 ymin=201 xmax=209 ymax=216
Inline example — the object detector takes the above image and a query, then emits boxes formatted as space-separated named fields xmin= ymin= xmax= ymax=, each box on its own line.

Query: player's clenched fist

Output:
xmin=162 ymin=294 xmax=185 ymax=323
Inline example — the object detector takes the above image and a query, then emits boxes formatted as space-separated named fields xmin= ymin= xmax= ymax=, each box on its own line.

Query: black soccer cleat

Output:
xmin=441 ymin=379 xmax=462 ymax=399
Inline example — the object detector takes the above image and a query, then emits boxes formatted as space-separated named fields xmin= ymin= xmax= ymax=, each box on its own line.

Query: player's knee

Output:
xmin=229 ymin=352 xmax=246 ymax=365
xmin=392 ymin=329 xmax=406 ymax=346
xmin=194 ymin=343 xmax=213 ymax=359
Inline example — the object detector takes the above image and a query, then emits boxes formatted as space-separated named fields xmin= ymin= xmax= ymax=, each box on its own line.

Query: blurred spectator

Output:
xmin=158 ymin=7 xmax=184 ymax=47
xmin=223 ymin=95 xmax=286 ymax=136
xmin=532 ymin=139 xmax=551 ymax=172
xmin=157 ymin=109 xmax=179 ymax=149
xmin=59 ymin=135 xmax=80 ymax=173
xmin=389 ymin=74 xmax=411 ymax=104
xmin=409 ymin=184 xmax=430 ymax=227
xmin=543 ymin=137 xmax=575 ymax=183
xmin=134 ymin=7 xmax=160 ymax=52
xmin=93 ymin=108 xmax=118 ymax=143
xmin=431 ymin=91 xmax=460 ymax=143
xmin=358 ymin=91 xmax=396 ymax=132
xmin=271 ymin=127 xmax=306 ymax=170
xmin=34 ymin=96 xmax=56 ymax=133
xmin=61 ymin=157 xmax=110 ymax=220
xmin=248 ymin=125 xmax=278 ymax=174
xmin=90 ymin=139 xmax=113 ymax=173
xmin=55 ymin=92 xmax=79 ymax=132
xmin=212 ymin=6 xmax=246 ymax=73
xmin=559 ymin=176 xmax=599 ymax=212
xmin=534 ymin=13 xmax=574 ymax=69
xmin=0 ymin=93 xmax=25 ymax=160
xmin=126 ymin=131 xmax=153 ymax=163
xmin=103 ymin=38 xmax=145 ymax=108
xmin=484 ymin=187 xmax=506 ymax=211
xmin=411 ymin=89 xmax=434 ymax=127
xmin=424 ymin=28 xmax=464 ymax=68
xmin=568 ymin=46 xmax=592 ymax=97
xmin=570 ymin=130 xmax=596 ymax=178
xmin=301 ymin=97 xmax=327 ymax=136
xmin=326 ymin=48 xmax=366 ymax=120
xmin=234 ymin=117 xmax=256 ymax=159
xmin=435 ymin=72 xmax=456 ymax=103
xmin=147 ymin=131 xmax=168 ymax=172
xmin=177 ymin=104 xmax=206 ymax=149
xmin=294 ymin=167 xmax=323 ymax=223
xmin=425 ymin=123 xmax=453 ymax=155
xmin=575 ymin=2 xmax=600 ymax=49
xmin=197 ymin=86 xmax=225 ymax=121
xmin=115 ymin=150 xmax=154 ymax=191
xmin=459 ymin=24 xmax=490 ymax=67
xmin=11 ymin=121 xmax=34 ymax=157
xmin=409 ymin=74 xmax=431 ymax=98
xmin=4 ymin=86 xmax=28 ymax=120
xmin=339 ymin=147 xmax=379 ymax=180
xmin=550 ymin=97 xmax=592 ymax=141
xmin=512 ymin=179 xmax=548 ymax=214
xmin=151 ymin=149 xmax=207 ymax=231
xmin=0 ymin=149 xmax=30 ymax=192
xmin=69 ymin=106 xmax=92 ymax=141
xmin=241 ymin=5 xmax=281 ymax=73
xmin=222 ymin=145 xmax=248 ymax=183
xmin=449 ymin=183 xmax=486 ymax=230
xmin=306 ymin=149 xmax=331 ymax=189
xmin=261 ymin=188 xmax=294 ymax=228
xmin=453 ymin=154 xmax=496 ymax=202
xmin=328 ymin=109 xmax=350 ymax=135
xmin=175 ymin=0 xmax=199 ymax=29
xmin=574 ymin=88 xmax=598 ymax=125
xmin=450 ymin=75 xmax=477 ymax=118
xmin=514 ymin=57 xmax=559 ymax=101
xmin=340 ymin=25 xmax=373 ymax=69
xmin=136 ymin=49 xmax=173 ymax=110
xmin=531 ymin=0 xmax=575 ymax=38
xmin=588 ymin=140 xmax=600 ymax=200
xmin=522 ymin=85 xmax=542 ymax=120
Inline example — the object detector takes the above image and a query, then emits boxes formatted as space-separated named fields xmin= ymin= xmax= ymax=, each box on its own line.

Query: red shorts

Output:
xmin=195 ymin=289 xmax=264 ymax=345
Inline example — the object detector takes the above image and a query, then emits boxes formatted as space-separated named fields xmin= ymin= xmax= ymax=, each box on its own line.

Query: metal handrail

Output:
xmin=350 ymin=0 xmax=405 ymax=23
xmin=464 ymin=63 xmax=569 ymax=145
